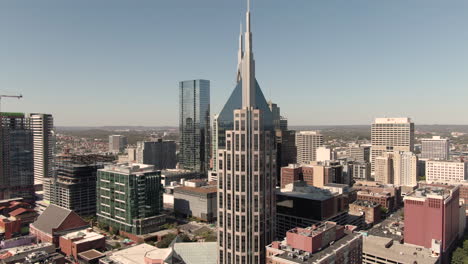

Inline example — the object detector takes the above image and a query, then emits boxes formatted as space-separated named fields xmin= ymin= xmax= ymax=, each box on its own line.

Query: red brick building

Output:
xmin=404 ymin=184 xmax=460 ymax=258
xmin=266 ymin=222 xmax=362 ymax=264
xmin=59 ymin=229 xmax=106 ymax=261
xmin=30 ymin=204 xmax=88 ymax=246
xmin=280 ymin=165 xmax=302 ymax=188
xmin=349 ymin=200 xmax=381 ymax=224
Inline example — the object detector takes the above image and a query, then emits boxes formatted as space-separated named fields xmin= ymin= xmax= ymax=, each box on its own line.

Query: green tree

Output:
xmin=452 ymin=247 xmax=467 ymax=264
xmin=156 ymin=233 xmax=177 ymax=248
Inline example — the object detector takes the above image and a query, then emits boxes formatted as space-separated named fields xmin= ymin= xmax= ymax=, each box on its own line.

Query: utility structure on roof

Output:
xmin=0 ymin=94 xmax=23 ymax=112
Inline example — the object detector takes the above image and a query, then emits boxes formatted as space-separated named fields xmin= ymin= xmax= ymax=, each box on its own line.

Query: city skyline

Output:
xmin=2 ymin=0 xmax=468 ymax=126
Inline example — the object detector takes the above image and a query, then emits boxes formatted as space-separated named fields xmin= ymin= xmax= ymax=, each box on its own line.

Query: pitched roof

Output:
xmin=9 ymin=208 xmax=34 ymax=217
xmin=31 ymin=204 xmax=86 ymax=234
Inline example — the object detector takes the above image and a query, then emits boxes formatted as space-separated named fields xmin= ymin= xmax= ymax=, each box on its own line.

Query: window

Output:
xmin=235 ymin=134 xmax=240 ymax=151
xmin=227 ymin=154 xmax=231 ymax=171
xmin=235 ymin=155 xmax=240 ymax=171
xmin=254 ymin=155 xmax=258 ymax=171
xmin=254 ymin=134 xmax=259 ymax=151
xmin=227 ymin=194 xmax=231 ymax=210
xmin=236 ymin=215 xmax=240 ymax=231
xmin=241 ymin=154 xmax=245 ymax=172
xmin=241 ymin=134 xmax=245 ymax=151
xmin=236 ymin=195 xmax=240 ymax=211
xmin=219 ymin=193 xmax=223 ymax=208
xmin=235 ymin=174 xmax=239 ymax=192
xmin=241 ymin=175 xmax=246 ymax=192
xmin=219 ymin=212 xmax=223 ymax=227
xmin=241 ymin=196 xmax=246 ymax=212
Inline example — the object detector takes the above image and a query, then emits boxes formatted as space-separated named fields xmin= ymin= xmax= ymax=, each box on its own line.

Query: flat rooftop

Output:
xmin=103 ymin=244 xmax=171 ymax=264
xmin=363 ymin=235 xmax=439 ymax=264
xmin=101 ymin=163 xmax=156 ymax=174
xmin=366 ymin=209 xmax=404 ymax=241
xmin=279 ymin=183 xmax=336 ymax=201
xmin=62 ymin=229 xmax=105 ymax=244
xmin=271 ymin=231 xmax=361 ymax=264
xmin=404 ymin=185 xmax=456 ymax=201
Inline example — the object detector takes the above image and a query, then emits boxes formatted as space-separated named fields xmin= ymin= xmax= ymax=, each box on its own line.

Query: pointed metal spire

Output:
xmin=241 ymin=0 xmax=255 ymax=108
xmin=237 ymin=21 xmax=244 ymax=82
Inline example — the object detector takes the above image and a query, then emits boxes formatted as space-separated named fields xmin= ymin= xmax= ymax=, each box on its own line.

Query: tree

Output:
xmin=156 ymin=233 xmax=177 ymax=248
xmin=451 ymin=247 xmax=466 ymax=264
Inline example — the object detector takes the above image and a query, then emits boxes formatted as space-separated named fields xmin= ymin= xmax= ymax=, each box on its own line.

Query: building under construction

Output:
xmin=43 ymin=154 xmax=114 ymax=216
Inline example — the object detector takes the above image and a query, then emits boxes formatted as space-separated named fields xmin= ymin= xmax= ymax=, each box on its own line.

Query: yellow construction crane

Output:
xmin=0 ymin=94 xmax=23 ymax=113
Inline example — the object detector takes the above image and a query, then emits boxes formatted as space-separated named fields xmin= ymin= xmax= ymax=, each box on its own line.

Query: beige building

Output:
xmin=426 ymin=160 xmax=468 ymax=182
xmin=371 ymin=118 xmax=414 ymax=173
xmin=374 ymin=151 xmax=417 ymax=187
xmin=393 ymin=151 xmax=418 ymax=187
xmin=295 ymin=131 xmax=324 ymax=164
xmin=374 ymin=153 xmax=394 ymax=184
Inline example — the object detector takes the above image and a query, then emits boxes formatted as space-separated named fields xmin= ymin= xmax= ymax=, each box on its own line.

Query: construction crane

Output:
xmin=0 ymin=94 xmax=23 ymax=113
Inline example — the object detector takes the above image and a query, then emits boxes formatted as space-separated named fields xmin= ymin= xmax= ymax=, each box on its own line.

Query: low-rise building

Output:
xmin=59 ymin=229 xmax=106 ymax=261
xmin=362 ymin=235 xmax=440 ymax=264
xmin=99 ymin=243 xmax=172 ymax=264
xmin=0 ymin=243 xmax=56 ymax=264
xmin=173 ymin=180 xmax=217 ymax=222
xmin=30 ymin=204 xmax=88 ymax=246
xmin=276 ymin=181 xmax=359 ymax=238
xmin=266 ymin=222 xmax=362 ymax=264
xmin=349 ymin=200 xmax=381 ymax=225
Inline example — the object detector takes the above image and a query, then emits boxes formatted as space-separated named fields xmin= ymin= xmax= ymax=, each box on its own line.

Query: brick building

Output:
xmin=353 ymin=180 xmax=402 ymax=212
xmin=30 ymin=204 xmax=88 ymax=246
xmin=266 ymin=222 xmax=362 ymax=264
xmin=59 ymin=229 xmax=106 ymax=261
xmin=404 ymin=184 xmax=460 ymax=258
xmin=349 ymin=200 xmax=381 ymax=225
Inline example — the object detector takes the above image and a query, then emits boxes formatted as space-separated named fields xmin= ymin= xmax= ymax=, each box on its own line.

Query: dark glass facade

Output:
xmin=179 ymin=80 xmax=210 ymax=173
xmin=0 ymin=113 xmax=34 ymax=202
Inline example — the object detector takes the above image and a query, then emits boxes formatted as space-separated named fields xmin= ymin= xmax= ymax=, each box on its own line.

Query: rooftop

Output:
xmin=363 ymin=235 xmax=439 ymax=264
xmin=173 ymin=242 xmax=217 ymax=264
xmin=404 ymin=185 xmax=457 ymax=201
xmin=352 ymin=200 xmax=380 ymax=208
xmin=101 ymin=163 xmax=156 ymax=174
xmin=103 ymin=244 xmax=171 ymax=264
xmin=366 ymin=209 xmax=404 ymax=241
xmin=175 ymin=185 xmax=217 ymax=195
xmin=269 ymin=231 xmax=361 ymax=264
xmin=374 ymin=117 xmax=411 ymax=124
xmin=62 ymin=229 xmax=105 ymax=244
xmin=78 ymin=249 xmax=105 ymax=261
xmin=279 ymin=182 xmax=337 ymax=201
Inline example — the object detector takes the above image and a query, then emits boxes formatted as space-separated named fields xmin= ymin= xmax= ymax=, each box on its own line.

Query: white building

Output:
xmin=29 ymin=113 xmax=54 ymax=185
xmin=316 ymin=146 xmax=333 ymax=162
xmin=295 ymin=131 xmax=324 ymax=164
xmin=421 ymin=136 xmax=449 ymax=160
xmin=393 ymin=151 xmax=418 ymax=187
xmin=371 ymin=118 xmax=414 ymax=173
xmin=426 ymin=160 xmax=468 ymax=182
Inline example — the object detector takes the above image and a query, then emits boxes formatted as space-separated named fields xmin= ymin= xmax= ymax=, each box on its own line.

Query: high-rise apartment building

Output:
xmin=136 ymin=139 xmax=176 ymax=170
xmin=404 ymin=185 xmax=460 ymax=258
xmin=0 ymin=112 xmax=34 ymax=201
xmin=217 ymin=4 xmax=276 ymax=263
xmin=426 ymin=160 xmax=468 ymax=182
xmin=29 ymin=113 xmax=54 ymax=185
xmin=392 ymin=151 xmax=418 ymax=187
xmin=350 ymin=161 xmax=371 ymax=181
xmin=295 ymin=131 xmax=323 ymax=164
xmin=108 ymin=135 xmax=127 ymax=153
xmin=371 ymin=118 xmax=414 ymax=173
xmin=96 ymin=163 xmax=165 ymax=235
xmin=421 ymin=136 xmax=450 ymax=160
xmin=374 ymin=152 xmax=394 ymax=184
xmin=179 ymin=79 xmax=210 ymax=173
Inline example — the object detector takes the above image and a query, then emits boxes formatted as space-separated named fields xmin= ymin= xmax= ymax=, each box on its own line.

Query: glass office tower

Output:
xmin=179 ymin=79 xmax=210 ymax=173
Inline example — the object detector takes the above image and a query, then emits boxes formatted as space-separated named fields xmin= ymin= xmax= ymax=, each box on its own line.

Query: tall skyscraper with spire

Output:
xmin=217 ymin=1 xmax=276 ymax=263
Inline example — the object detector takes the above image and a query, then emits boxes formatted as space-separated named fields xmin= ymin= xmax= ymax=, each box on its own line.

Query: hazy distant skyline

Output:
xmin=2 ymin=0 xmax=468 ymax=126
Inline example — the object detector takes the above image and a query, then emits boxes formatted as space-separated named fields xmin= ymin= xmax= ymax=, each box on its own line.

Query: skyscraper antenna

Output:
xmin=247 ymin=0 xmax=250 ymax=12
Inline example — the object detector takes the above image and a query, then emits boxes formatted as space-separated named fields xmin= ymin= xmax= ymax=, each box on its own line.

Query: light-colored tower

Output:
xmin=371 ymin=118 xmax=414 ymax=173
xmin=393 ymin=151 xmax=418 ymax=187
xmin=217 ymin=2 xmax=276 ymax=263
xmin=295 ymin=131 xmax=324 ymax=164
xmin=374 ymin=152 xmax=394 ymax=184
xmin=29 ymin=113 xmax=54 ymax=185
xmin=421 ymin=136 xmax=449 ymax=160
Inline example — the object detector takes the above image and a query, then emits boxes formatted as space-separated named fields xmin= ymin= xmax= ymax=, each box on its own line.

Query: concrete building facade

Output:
xmin=295 ymin=131 xmax=324 ymax=164
xmin=421 ymin=136 xmax=450 ymax=160
xmin=108 ymin=135 xmax=127 ymax=153
xmin=174 ymin=181 xmax=217 ymax=222
xmin=426 ymin=160 xmax=468 ymax=182
xmin=29 ymin=113 xmax=54 ymax=185
xmin=371 ymin=118 xmax=414 ymax=173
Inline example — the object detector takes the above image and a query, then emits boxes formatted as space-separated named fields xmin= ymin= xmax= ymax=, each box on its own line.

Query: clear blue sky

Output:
xmin=1 ymin=0 xmax=468 ymax=126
